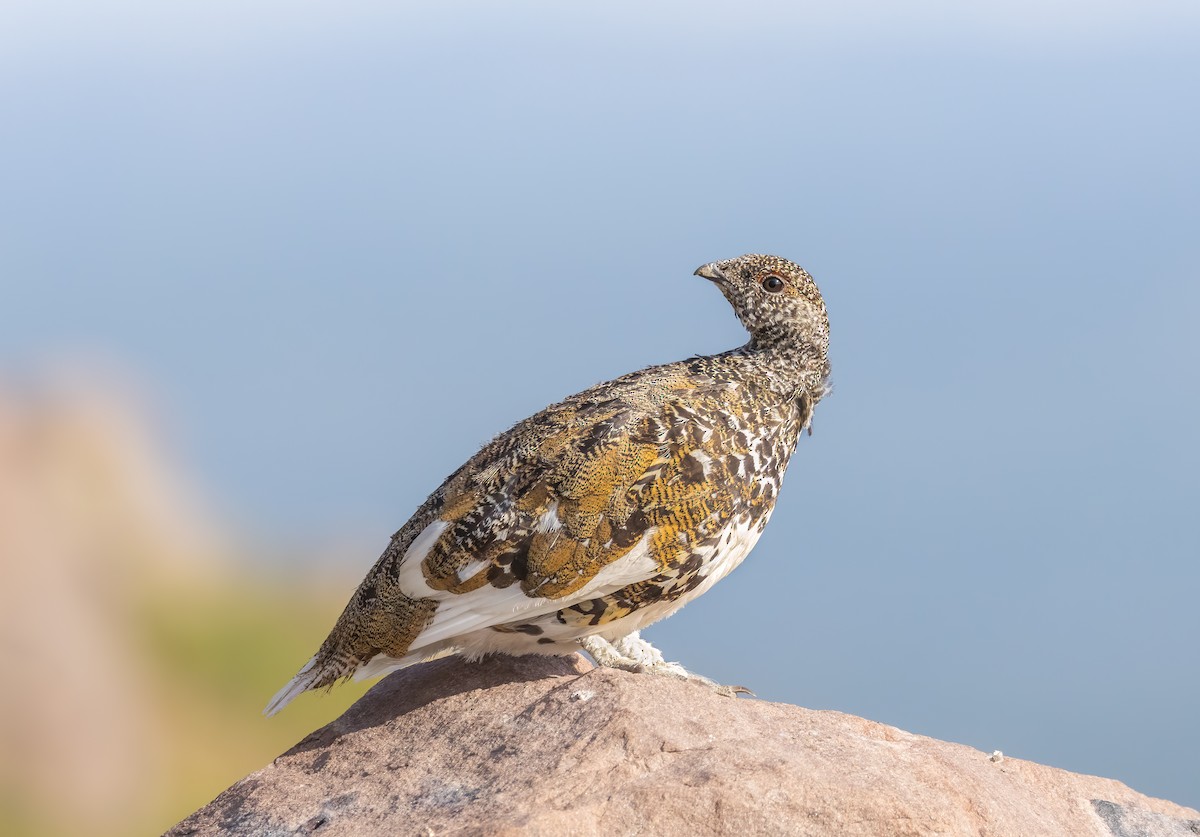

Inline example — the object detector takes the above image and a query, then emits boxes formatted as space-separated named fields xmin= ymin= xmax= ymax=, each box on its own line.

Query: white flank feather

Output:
xmin=350 ymin=529 xmax=664 ymax=682
xmin=266 ymin=527 xmax=665 ymax=712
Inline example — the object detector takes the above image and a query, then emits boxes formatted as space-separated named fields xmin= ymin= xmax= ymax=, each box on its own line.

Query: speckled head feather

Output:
xmin=265 ymin=254 xmax=833 ymax=715
xmin=695 ymin=253 xmax=829 ymax=354
xmin=696 ymin=253 xmax=831 ymax=400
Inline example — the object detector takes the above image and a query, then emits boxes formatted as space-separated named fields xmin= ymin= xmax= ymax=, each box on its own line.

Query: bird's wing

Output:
xmin=265 ymin=375 xmax=782 ymax=714
xmin=356 ymin=383 xmax=749 ymax=662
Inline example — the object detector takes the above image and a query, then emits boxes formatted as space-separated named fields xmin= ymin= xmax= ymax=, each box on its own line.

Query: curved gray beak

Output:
xmin=694 ymin=262 xmax=726 ymax=282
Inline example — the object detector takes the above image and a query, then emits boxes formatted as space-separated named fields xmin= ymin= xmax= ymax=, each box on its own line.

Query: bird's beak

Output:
xmin=694 ymin=263 xmax=726 ymax=283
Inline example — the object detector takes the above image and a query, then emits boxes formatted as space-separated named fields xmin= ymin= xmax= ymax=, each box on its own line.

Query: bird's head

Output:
xmin=694 ymin=254 xmax=829 ymax=360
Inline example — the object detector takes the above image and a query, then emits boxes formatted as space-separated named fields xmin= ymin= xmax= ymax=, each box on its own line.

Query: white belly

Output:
xmin=595 ymin=510 xmax=771 ymax=639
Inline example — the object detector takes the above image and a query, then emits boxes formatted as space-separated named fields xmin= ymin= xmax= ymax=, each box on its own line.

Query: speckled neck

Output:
xmin=739 ymin=320 xmax=830 ymax=398
xmin=713 ymin=340 xmax=831 ymax=407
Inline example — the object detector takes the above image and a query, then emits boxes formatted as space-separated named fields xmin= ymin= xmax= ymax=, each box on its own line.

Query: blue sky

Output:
xmin=3 ymin=0 xmax=1198 ymax=809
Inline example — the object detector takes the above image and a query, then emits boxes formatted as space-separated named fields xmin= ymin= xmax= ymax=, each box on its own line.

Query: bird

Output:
xmin=265 ymin=254 xmax=831 ymax=715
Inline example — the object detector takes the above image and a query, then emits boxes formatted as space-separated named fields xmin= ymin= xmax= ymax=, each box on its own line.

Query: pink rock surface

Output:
xmin=170 ymin=654 xmax=1199 ymax=836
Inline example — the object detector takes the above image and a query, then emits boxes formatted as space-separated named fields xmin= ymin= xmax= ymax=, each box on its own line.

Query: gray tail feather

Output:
xmin=264 ymin=654 xmax=322 ymax=717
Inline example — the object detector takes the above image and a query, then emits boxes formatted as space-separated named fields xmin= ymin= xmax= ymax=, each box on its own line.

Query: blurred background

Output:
xmin=2 ymin=1 xmax=1197 ymax=833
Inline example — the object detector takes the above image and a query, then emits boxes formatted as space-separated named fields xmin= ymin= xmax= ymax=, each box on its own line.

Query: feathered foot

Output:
xmin=580 ymin=632 xmax=753 ymax=698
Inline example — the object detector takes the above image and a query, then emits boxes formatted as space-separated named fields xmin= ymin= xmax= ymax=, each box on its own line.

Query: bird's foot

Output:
xmin=580 ymin=632 xmax=753 ymax=697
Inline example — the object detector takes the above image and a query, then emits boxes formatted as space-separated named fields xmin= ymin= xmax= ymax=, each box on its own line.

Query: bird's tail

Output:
xmin=263 ymin=654 xmax=322 ymax=717
xmin=264 ymin=644 xmax=452 ymax=716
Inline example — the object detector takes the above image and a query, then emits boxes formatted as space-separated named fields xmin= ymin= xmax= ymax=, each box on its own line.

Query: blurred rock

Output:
xmin=0 ymin=379 xmax=227 ymax=835
xmin=170 ymin=654 xmax=1200 ymax=836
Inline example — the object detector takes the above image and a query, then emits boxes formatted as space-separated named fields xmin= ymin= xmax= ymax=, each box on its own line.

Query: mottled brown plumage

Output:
xmin=266 ymin=254 xmax=831 ymax=715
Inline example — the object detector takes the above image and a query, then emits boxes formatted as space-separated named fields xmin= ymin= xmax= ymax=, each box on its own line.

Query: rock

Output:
xmin=169 ymin=654 xmax=1200 ymax=836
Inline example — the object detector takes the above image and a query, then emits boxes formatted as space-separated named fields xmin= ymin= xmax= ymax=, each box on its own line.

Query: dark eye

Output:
xmin=762 ymin=275 xmax=785 ymax=293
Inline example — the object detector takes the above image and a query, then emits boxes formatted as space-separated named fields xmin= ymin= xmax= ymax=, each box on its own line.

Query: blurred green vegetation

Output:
xmin=132 ymin=573 xmax=374 ymax=835
xmin=3 ymin=568 xmax=373 ymax=837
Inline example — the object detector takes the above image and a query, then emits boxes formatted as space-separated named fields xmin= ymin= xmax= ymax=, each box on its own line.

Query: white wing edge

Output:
xmin=353 ymin=527 xmax=661 ymax=681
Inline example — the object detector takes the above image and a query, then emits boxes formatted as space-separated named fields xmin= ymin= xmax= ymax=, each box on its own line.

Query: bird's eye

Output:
xmin=762 ymin=275 xmax=785 ymax=293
